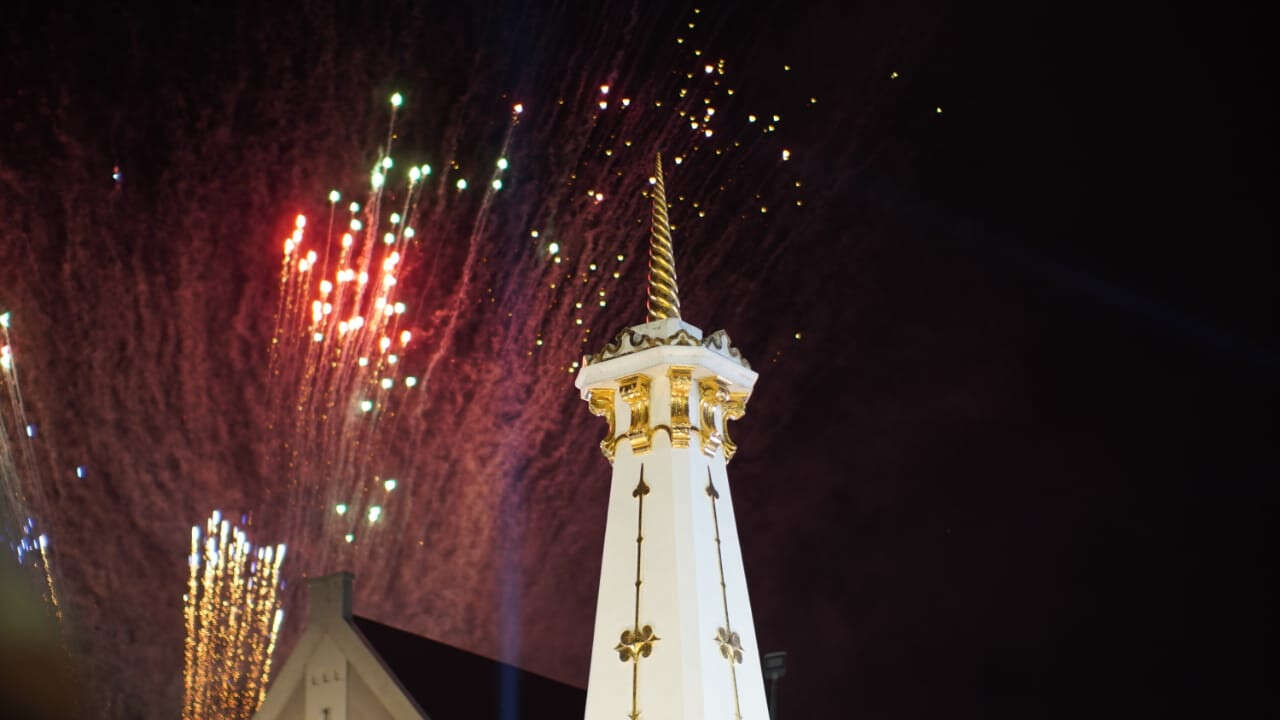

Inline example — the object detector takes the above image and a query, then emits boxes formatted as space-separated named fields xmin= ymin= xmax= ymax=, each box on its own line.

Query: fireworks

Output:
xmin=268 ymin=92 xmax=427 ymax=553
xmin=256 ymin=16 xmax=818 ymax=656
xmin=0 ymin=309 xmax=61 ymax=620
xmin=260 ymin=0 xmax=816 ymax=564
xmin=0 ymin=1 xmax=932 ymax=717
xmin=266 ymin=88 xmax=527 ymax=573
xmin=182 ymin=510 xmax=286 ymax=720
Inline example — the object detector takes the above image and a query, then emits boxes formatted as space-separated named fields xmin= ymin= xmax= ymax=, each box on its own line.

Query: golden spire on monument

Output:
xmin=581 ymin=152 xmax=750 ymax=372
xmin=646 ymin=153 xmax=681 ymax=322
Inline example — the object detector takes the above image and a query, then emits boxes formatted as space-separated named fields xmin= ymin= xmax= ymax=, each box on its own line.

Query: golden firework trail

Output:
xmin=182 ymin=510 xmax=286 ymax=720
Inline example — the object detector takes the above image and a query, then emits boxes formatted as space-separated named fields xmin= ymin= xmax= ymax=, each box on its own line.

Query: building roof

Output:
xmin=350 ymin=615 xmax=585 ymax=720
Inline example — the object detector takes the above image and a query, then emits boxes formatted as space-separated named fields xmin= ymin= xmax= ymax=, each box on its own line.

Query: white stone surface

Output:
xmin=577 ymin=321 xmax=768 ymax=720
xmin=305 ymin=635 xmax=349 ymax=720
xmin=253 ymin=573 xmax=425 ymax=720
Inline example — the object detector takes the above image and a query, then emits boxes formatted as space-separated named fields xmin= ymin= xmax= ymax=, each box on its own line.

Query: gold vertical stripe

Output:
xmin=707 ymin=469 xmax=744 ymax=720
xmin=618 ymin=465 xmax=653 ymax=720
xmin=619 ymin=374 xmax=652 ymax=455
xmin=631 ymin=467 xmax=647 ymax=720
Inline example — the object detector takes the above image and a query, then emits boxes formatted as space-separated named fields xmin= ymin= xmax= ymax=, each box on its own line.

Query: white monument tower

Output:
xmin=575 ymin=155 xmax=767 ymax=720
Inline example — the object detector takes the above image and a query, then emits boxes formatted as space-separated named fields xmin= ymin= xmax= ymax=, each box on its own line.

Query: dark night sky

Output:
xmin=1 ymin=1 xmax=1274 ymax=718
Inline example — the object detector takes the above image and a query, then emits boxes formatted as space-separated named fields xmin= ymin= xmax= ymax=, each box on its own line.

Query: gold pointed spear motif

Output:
xmin=646 ymin=153 xmax=681 ymax=322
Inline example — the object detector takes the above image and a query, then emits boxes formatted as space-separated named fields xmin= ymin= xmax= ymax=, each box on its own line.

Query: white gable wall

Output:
xmin=348 ymin=663 xmax=397 ymax=720
xmin=304 ymin=635 xmax=349 ymax=720
xmin=253 ymin=573 xmax=426 ymax=720
xmin=275 ymin=677 xmax=305 ymax=720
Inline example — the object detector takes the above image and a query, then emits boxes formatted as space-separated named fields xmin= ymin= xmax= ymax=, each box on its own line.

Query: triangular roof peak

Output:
xmin=253 ymin=572 xmax=427 ymax=720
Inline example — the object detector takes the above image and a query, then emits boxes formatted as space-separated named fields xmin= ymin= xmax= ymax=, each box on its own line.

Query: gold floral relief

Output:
xmin=715 ymin=627 xmax=744 ymax=664
xmin=697 ymin=376 xmax=730 ymax=457
xmin=618 ymin=465 xmax=655 ymax=720
xmin=721 ymin=391 xmax=748 ymax=462
xmin=667 ymin=366 xmax=694 ymax=448
xmin=587 ymin=388 xmax=617 ymax=462
xmin=616 ymin=625 xmax=660 ymax=662
xmin=618 ymin=374 xmax=652 ymax=455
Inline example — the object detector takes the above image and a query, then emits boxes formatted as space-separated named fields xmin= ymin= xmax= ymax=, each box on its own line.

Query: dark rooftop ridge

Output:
xmin=350 ymin=615 xmax=585 ymax=720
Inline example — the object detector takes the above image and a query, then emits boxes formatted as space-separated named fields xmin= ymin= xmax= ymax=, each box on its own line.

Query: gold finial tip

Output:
xmin=646 ymin=152 xmax=681 ymax=322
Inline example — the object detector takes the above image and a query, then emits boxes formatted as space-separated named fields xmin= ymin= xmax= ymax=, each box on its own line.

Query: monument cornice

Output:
xmin=583 ymin=325 xmax=752 ymax=371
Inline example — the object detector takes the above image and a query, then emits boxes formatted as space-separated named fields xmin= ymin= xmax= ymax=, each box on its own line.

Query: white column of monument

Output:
xmin=576 ymin=154 xmax=768 ymax=720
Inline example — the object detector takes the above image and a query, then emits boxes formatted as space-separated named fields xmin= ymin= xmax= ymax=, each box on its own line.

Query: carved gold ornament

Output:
xmin=618 ymin=374 xmax=652 ymax=455
xmin=616 ymin=625 xmax=660 ymax=662
xmin=721 ymin=391 xmax=748 ymax=461
xmin=587 ymin=388 xmax=617 ymax=461
xmin=715 ymin=627 xmax=744 ymax=664
xmin=698 ymin=377 xmax=730 ymax=457
xmin=667 ymin=366 xmax=694 ymax=448
xmin=586 ymin=372 xmax=749 ymax=463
